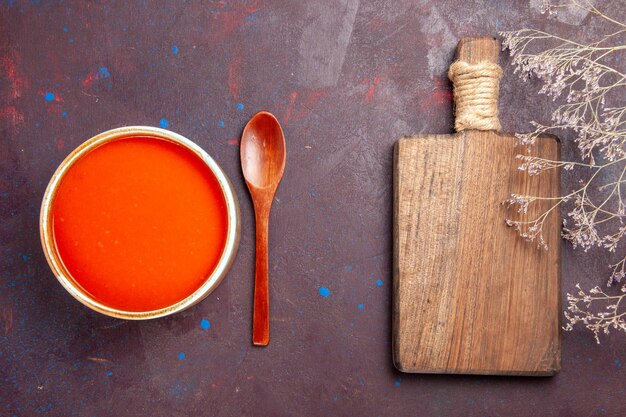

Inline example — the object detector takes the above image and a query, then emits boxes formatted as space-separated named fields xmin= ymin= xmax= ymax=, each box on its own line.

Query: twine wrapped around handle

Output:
xmin=448 ymin=60 xmax=502 ymax=132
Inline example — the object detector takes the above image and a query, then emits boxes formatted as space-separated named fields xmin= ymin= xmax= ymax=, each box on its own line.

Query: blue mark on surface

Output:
xmin=178 ymin=352 xmax=185 ymax=360
xmin=69 ymin=38 xmax=74 ymax=43
xmin=200 ymin=319 xmax=210 ymax=330
xmin=358 ymin=304 xmax=364 ymax=310
xmin=346 ymin=265 xmax=353 ymax=271
xmin=172 ymin=45 xmax=179 ymax=55
xmin=587 ymin=357 xmax=593 ymax=362
xmin=311 ymin=191 xmax=317 ymax=197
xmin=35 ymin=121 xmax=40 ymax=128
xmin=44 ymin=92 xmax=55 ymax=101
xmin=106 ymin=371 xmax=113 ymax=377
xmin=63 ymin=26 xmax=68 ymax=32
xmin=236 ymin=102 xmax=244 ymax=110
xmin=98 ymin=67 xmax=110 ymax=78
xmin=319 ymin=287 xmax=331 ymax=298
xmin=35 ymin=403 xmax=54 ymax=414
xmin=495 ymin=19 xmax=500 ymax=30
xmin=171 ymin=381 xmax=185 ymax=397
xmin=394 ymin=379 xmax=401 ymax=387
xmin=246 ymin=12 xmax=260 ymax=21
xmin=218 ymin=121 xmax=225 ymax=127
xmin=333 ymin=395 xmax=338 ymax=401
xmin=62 ymin=111 xmax=67 ymax=117
xmin=160 ymin=118 xmax=169 ymax=128
xmin=376 ymin=279 xmax=383 ymax=287
xmin=615 ymin=358 xmax=622 ymax=369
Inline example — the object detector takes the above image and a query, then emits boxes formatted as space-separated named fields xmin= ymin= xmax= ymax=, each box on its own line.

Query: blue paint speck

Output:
xmin=319 ymin=287 xmax=331 ymax=298
xmin=394 ymin=379 xmax=401 ymax=387
xmin=236 ymin=103 xmax=244 ymax=110
xmin=98 ymin=67 xmax=110 ymax=78
xmin=200 ymin=319 xmax=210 ymax=330
xmin=106 ymin=371 xmax=113 ymax=377
xmin=172 ymin=45 xmax=179 ymax=55
xmin=62 ymin=111 xmax=68 ymax=117
xmin=44 ymin=92 xmax=55 ymax=101
xmin=160 ymin=118 xmax=169 ymax=128
xmin=587 ymin=357 xmax=593 ymax=363
xmin=218 ymin=121 xmax=225 ymax=127
xmin=171 ymin=381 xmax=185 ymax=397
xmin=35 ymin=121 xmax=40 ymax=128
xmin=376 ymin=279 xmax=383 ymax=287
xmin=358 ymin=304 xmax=364 ymax=310
xmin=615 ymin=359 xmax=622 ymax=369
xmin=63 ymin=26 xmax=68 ymax=32
xmin=69 ymin=38 xmax=74 ymax=43
xmin=332 ymin=395 xmax=338 ymax=401
xmin=346 ymin=265 xmax=353 ymax=271
xmin=178 ymin=352 xmax=185 ymax=360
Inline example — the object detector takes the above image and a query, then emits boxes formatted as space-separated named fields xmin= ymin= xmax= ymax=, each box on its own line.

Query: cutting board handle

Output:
xmin=449 ymin=37 xmax=502 ymax=132
xmin=456 ymin=36 xmax=499 ymax=65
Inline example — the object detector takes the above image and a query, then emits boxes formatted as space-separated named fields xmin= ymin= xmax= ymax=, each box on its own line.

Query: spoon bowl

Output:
xmin=240 ymin=111 xmax=286 ymax=346
xmin=241 ymin=111 xmax=286 ymax=189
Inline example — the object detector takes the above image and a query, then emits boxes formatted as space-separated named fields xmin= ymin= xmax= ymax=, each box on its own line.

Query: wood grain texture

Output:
xmin=241 ymin=111 xmax=287 ymax=346
xmin=392 ymin=37 xmax=561 ymax=376
xmin=456 ymin=36 xmax=499 ymax=64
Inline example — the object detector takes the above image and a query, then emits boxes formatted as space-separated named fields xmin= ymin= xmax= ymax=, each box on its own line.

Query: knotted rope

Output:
xmin=448 ymin=61 xmax=502 ymax=132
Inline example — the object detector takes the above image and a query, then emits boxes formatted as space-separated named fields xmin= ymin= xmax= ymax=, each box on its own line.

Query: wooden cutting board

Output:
xmin=392 ymin=37 xmax=561 ymax=376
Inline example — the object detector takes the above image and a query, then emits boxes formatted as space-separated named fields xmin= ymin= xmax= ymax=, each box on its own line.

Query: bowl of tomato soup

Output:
xmin=40 ymin=126 xmax=240 ymax=319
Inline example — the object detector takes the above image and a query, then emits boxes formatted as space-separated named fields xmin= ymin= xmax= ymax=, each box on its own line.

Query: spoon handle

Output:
xmin=252 ymin=205 xmax=270 ymax=346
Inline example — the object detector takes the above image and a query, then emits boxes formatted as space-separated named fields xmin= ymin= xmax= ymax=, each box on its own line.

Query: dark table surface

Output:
xmin=2 ymin=1 xmax=626 ymax=416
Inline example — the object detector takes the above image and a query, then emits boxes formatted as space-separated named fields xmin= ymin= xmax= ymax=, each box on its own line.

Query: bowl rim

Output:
xmin=40 ymin=126 xmax=241 ymax=320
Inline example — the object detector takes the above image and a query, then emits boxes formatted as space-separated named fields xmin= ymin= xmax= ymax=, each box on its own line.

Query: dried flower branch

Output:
xmin=564 ymin=284 xmax=626 ymax=344
xmin=501 ymin=0 xmax=626 ymax=342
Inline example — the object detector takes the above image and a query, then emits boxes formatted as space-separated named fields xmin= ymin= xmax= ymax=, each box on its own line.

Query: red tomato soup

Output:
xmin=51 ymin=136 xmax=228 ymax=312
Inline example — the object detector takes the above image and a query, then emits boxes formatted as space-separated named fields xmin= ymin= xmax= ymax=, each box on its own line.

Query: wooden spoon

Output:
xmin=241 ymin=111 xmax=286 ymax=346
